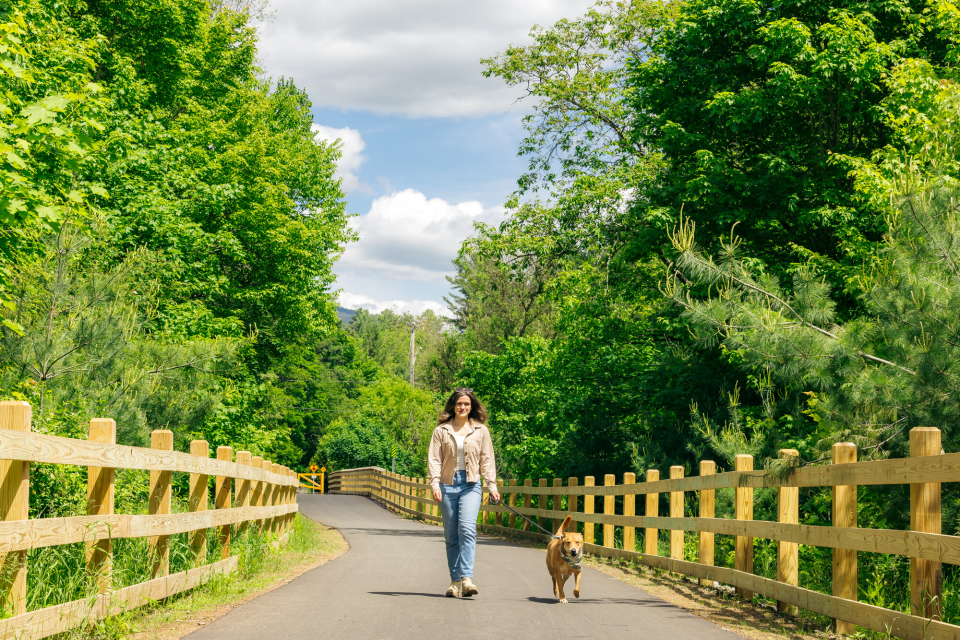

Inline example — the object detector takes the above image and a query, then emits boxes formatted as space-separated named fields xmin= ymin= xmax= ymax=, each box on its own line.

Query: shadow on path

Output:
xmin=369 ymin=591 xmax=450 ymax=599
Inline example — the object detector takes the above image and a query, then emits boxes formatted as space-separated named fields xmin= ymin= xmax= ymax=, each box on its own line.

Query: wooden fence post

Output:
xmin=86 ymin=418 xmax=115 ymax=594
xmin=419 ymin=478 xmax=426 ymax=515
xmin=670 ymin=466 xmax=684 ymax=561
xmin=277 ymin=464 xmax=286 ymax=533
xmin=538 ymin=479 xmax=547 ymax=531
xmin=149 ymin=430 xmax=173 ymax=578
xmin=280 ymin=466 xmax=288 ymax=531
xmin=604 ymin=474 xmax=615 ymax=548
xmin=250 ymin=456 xmax=264 ymax=531
xmin=403 ymin=475 xmax=410 ymax=510
xmin=0 ymin=401 xmax=29 ymax=615
xmin=699 ymin=460 xmax=715 ymax=586
xmin=509 ymin=479 xmax=518 ymax=528
xmin=833 ymin=442 xmax=858 ymax=635
xmin=236 ymin=451 xmax=252 ymax=534
xmin=567 ymin=477 xmax=578 ymax=536
xmin=735 ymin=454 xmax=754 ymax=600
xmin=911 ymin=427 xmax=942 ymax=621
xmin=480 ymin=480 xmax=489 ymax=523
xmin=523 ymin=479 xmax=533 ymax=531
xmin=278 ymin=467 xmax=287 ymax=534
xmin=552 ymin=478 xmax=563 ymax=534
xmin=189 ymin=440 xmax=209 ymax=566
xmin=283 ymin=466 xmax=291 ymax=531
xmin=645 ymin=470 xmax=659 ymax=556
xmin=624 ymin=472 xmax=636 ymax=552
xmin=583 ymin=477 xmax=595 ymax=544
xmin=262 ymin=461 xmax=273 ymax=533
xmin=287 ymin=469 xmax=300 ymax=531
xmin=216 ymin=446 xmax=233 ymax=558
xmin=282 ymin=468 xmax=290 ymax=534
xmin=776 ymin=449 xmax=799 ymax=612
xmin=279 ymin=467 xmax=286 ymax=534
xmin=270 ymin=463 xmax=281 ymax=534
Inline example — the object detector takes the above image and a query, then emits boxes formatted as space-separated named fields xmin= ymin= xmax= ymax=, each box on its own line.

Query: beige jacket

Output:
xmin=427 ymin=421 xmax=497 ymax=492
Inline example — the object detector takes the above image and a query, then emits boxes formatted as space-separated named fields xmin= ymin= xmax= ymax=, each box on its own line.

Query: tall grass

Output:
xmin=2 ymin=462 xmax=310 ymax=623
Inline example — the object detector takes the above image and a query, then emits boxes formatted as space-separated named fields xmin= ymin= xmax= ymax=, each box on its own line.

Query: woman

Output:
xmin=428 ymin=388 xmax=500 ymax=598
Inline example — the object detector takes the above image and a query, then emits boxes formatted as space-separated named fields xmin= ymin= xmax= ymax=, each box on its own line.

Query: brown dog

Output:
xmin=545 ymin=515 xmax=583 ymax=603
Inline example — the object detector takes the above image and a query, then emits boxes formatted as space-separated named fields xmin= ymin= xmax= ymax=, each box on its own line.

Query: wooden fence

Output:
xmin=0 ymin=401 xmax=300 ymax=640
xmin=329 ymin=428 xmax=960 ymax=640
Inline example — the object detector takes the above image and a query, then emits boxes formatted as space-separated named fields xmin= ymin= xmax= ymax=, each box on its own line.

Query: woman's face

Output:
xmin=454 ymin=395 xmax=471 ymax=419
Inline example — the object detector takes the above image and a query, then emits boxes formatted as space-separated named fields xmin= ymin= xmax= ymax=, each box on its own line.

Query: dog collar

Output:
xmin=560 ymin=547 xmax=582 ymax=570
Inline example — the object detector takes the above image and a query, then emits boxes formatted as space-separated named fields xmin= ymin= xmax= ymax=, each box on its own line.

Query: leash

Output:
xmin=489 ymin=497 xmax=583 ymax=570
xmin=489 ymin=497 xmax=559 ymax=539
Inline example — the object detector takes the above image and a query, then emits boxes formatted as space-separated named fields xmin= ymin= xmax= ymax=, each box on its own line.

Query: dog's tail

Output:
xmin=555 ymin=515 xmax=573 ymax=536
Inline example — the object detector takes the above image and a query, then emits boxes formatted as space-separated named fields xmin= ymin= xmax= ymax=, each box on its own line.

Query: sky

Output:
xmin=257 ymin=0 xmax=595 ymax=317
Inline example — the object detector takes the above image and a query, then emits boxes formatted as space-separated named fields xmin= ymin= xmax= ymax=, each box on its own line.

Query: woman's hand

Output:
xmin=490 ymin=489 xmax=501 ymax=503
xmin=433 ymin=488 xmax=442 ymax=502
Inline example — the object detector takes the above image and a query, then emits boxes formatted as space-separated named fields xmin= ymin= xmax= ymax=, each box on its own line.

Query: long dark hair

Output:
xmin=438 ymin=388 xmax=488 ymax=425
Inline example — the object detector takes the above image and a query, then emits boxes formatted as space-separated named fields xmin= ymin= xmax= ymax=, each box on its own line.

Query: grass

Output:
xmin=18 ymin=513 xmax=346 ymax=640
xmin=119 ymin=514 xmax=346 ymax=640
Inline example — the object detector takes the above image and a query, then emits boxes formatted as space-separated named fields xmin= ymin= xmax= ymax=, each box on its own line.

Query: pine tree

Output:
xmin=664 ymin=170 xmax=960 ymax=458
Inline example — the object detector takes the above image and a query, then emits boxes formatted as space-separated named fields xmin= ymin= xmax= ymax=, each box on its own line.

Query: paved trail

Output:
xmin=186 ymin=494 xmax=741 ymax=640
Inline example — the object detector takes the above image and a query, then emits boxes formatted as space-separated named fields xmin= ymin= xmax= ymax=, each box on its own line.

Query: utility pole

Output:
xmin=409 ymin=321 xmax=416 ymax=386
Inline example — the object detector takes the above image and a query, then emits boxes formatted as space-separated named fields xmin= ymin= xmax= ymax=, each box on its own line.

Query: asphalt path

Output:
xmin=186 ymin=494 xmax=741 ymax=640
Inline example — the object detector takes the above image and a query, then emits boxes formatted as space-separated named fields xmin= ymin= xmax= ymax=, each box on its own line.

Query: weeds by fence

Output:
xmin=0 ymin=401 xmax=299 ymax=640
xmin=330 ymin=427 xmax=960 ymax=640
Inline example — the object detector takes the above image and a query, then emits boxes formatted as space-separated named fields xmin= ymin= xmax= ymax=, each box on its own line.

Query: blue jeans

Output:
xmin=439 ymin=470 xmax=482 ymax=581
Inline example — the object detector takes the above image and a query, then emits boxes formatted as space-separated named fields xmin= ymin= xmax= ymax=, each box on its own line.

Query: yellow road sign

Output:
xmin=310 ymin=464 xmax=318 ymax=472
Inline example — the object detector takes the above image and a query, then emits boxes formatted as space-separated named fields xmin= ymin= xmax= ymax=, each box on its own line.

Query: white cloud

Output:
xmin=338 ymin=292 xmax=453 ymax=318
xmin=259 ymin=0 xmax=596 ymax=118
xmin=311 ymin=124 xmax=370 ymax=194
xmin=336 ymin=188 xmax=505 ymax=283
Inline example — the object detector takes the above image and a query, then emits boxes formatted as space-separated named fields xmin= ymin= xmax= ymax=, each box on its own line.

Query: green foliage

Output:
xmin=446 ymin=241 xmax=555 ymax=355
xmin=1 ymin=223 xmax=239 ymax=445
xmin=628 ymin=0 xmax=929 ymax=294
xmin=0 ymin=0 xmax=354 ymax=468
xmin=664 ymin=161 xmax=960 ymax=462
xmin=0 ymin=2 xmax=107 ymax=329
xmin=482 ymin=0 xmax=673 ymax=192
xmin=346 ymin=308 xmax=456 ymax=392
xmin=315 ymin=415 xmax=419 ymax=475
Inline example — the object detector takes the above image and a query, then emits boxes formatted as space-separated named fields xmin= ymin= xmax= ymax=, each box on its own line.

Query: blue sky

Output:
xmin=310 ymin=109 xmax=528 ymax=215
xmin=257 ymin=0 xmax=595 ymax=315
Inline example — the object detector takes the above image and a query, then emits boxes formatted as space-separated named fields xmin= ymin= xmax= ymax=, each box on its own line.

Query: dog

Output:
xmin=545 ymin=515 xmax=584 ymax=603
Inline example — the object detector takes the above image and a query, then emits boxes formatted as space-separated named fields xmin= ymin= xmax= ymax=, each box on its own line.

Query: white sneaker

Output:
xmin=445 ymin=580 xmax=461 ymax=598
xmin=460 ymin=576 xmax=479 ymax=597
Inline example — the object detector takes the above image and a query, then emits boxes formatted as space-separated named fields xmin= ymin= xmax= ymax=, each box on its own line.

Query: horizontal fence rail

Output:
xmin=329 ymin=428 xmax=959 ymax=640
xmin=0 ymin=401 xmax=300 ymax=640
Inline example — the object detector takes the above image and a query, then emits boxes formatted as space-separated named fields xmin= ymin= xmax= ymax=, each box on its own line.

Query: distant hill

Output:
xmin=337 ymin=306 xmax=357 ymax=325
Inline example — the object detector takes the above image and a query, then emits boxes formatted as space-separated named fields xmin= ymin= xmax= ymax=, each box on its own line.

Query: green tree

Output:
xmin=315 ymin=415 xmax=419 ymax=475
xmin=446 ymin=243 xmax=555 ymax=355
xmin=663 ymin=169 xmax=960 ymax=461
xmin=629 ymin=0 xmax=941 ymax=297
xmin=347 ymin=308 xmax=456 ymax=392
xmin=1 ymin=222 xmax=238 ymax=444
xmin=482 ymin=0 xmax=672 ymax=192
xmin=0 ymin=3 xmax=107 ymax=328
